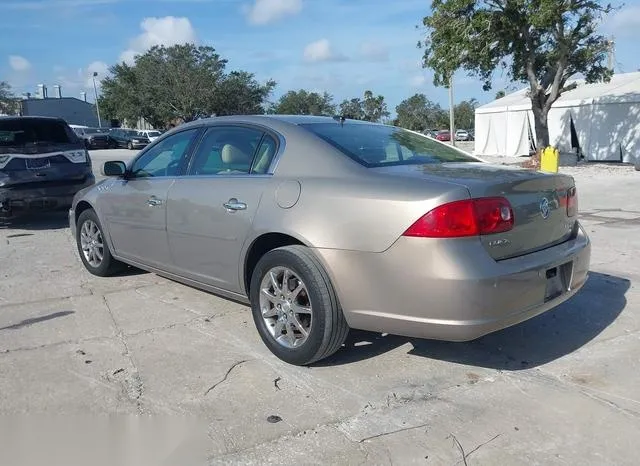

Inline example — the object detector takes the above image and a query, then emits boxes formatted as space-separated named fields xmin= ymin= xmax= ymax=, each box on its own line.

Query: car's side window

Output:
xmin=251 ymin=135 xmax=278 ymax=174
xmin=130 ymin=128 xmax=199 ymax=178
xmin=188 ymin=126 xmax=265 ymax=176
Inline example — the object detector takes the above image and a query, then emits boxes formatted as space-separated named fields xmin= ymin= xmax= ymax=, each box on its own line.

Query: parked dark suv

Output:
xmin=109 ymin=128 xmax=150 ymax=150
xmin=72 ymin=127 xmax=112 ymax=149
xmin=0 ymin=116 xmax=95 ymax=219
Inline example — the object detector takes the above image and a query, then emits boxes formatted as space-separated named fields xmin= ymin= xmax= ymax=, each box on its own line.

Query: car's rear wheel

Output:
xmin=250 ymin=245 xmax=349 ymax=365
xmin=127 ymin=142 xmax=133 ymax=150
xmin=76 ymin=209 xmax=123 ymax=276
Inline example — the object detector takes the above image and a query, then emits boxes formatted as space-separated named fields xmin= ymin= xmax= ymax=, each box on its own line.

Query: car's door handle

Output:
xmin=147 ymin=196 xmax=163 ymax=207
xmin=223 ymin=198 xmax=247 ymax=212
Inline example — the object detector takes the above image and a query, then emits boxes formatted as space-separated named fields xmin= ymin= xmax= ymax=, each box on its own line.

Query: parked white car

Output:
xmin=137 ymin=129 xmax=163 ymax=142
xmin=455 ymin=129 xmax=471 ymax=141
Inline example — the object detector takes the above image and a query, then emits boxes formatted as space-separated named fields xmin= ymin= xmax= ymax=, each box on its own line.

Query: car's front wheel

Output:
xmin=76 ymin=209 xmax=123 ymax=276
xmin=127 ymin=142 xmax=134 ymax=150
xmin=250 ymin=245 xmax=349 ymax=366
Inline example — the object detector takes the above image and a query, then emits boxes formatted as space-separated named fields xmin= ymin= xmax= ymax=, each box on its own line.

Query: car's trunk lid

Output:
xmin=372 ymin=162 xmax=577 ymax=260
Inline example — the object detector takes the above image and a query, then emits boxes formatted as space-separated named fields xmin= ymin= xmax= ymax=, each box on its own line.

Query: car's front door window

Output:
xmin=130 ymin=128 xmax=199 ymax=178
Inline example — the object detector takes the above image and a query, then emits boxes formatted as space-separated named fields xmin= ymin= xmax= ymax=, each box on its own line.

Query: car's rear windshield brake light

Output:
xmin=403 ymin=197 xmax=515 ymax=238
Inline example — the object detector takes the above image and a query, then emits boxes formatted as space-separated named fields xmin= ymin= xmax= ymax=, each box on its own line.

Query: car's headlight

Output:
xmin=64 ymin=150 xmax=88 ymax=163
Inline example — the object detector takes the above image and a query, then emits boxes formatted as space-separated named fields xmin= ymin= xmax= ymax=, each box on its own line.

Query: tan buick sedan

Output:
xmin=69 ymin=116 xmax=591 ymax=365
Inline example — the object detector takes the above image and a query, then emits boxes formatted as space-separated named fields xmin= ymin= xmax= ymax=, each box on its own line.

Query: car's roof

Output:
xmin=179 ymin=114 xmax=376 ymax=130
xmin=0 ymin=115 xmax=66 ymax=123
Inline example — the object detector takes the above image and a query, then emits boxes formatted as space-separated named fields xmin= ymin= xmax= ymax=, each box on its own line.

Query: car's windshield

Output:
xmin=0 ymin=119 xmax=78 ymax=153
xmin=124 ymin=130 xmax=139 ymax=136
xmin=85 ymin=127 xmax=106 ymax=135
xmin=147 ymin=131 xmax=161 ymax=137
xmin=299 ymin=122 xmax=475 ymax=167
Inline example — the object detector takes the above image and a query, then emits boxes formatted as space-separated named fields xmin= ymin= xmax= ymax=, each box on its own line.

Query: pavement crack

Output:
xmin=102 ymin=295 xmax=145 ymax=414
xmin=0 ymin=335 xmax=111 ymax=355
xmin=460 ymin=433 xmax=502 ymax=464
xmin=448 ymin=433 xmax=468 ymax=466
xmin=204 ymin=360 xmax=250 ymax=396
xmin=580 ymin=390 xmax=640 ymax=419
xmin=357 ymin=422 xmax=430 ymax=443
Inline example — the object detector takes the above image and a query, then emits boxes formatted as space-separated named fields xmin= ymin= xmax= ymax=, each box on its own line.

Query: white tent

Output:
xmin=474 ymin=72 xmax=640 ymax=163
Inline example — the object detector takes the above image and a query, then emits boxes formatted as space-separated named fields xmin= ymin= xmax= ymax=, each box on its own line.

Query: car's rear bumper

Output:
xmin=0 ymin=175 xmax=95 ymax=218
xmin=88 ymin=140 xmax=110 ymax=149
xmin=314 ymin=222 xmax=591 ymax=341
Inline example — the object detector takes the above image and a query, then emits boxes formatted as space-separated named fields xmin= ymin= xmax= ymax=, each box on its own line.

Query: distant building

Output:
xmin=21 ymin=97 xmax=100 ymax=127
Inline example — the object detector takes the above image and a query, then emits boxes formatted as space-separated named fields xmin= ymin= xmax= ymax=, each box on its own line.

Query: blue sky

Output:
xmin=1 ymin=0 xmax=639 ymax=114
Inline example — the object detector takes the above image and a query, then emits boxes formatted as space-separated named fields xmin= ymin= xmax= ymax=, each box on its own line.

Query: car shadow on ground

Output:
xmin=317 ymin=272 xmax=629 ymax=370
xmin=0 ymin=211 xmax=70 ymax=231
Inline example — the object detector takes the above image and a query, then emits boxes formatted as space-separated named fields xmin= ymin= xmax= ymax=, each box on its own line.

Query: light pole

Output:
xmin=92 ymin=71 xmax=102 ymax=127
xmin=448 ymin=73 xmax=456 ymax=147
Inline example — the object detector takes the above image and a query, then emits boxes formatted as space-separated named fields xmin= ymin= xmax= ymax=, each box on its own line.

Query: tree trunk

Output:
xmin=532 ymin=106 xmax=550 ymax=152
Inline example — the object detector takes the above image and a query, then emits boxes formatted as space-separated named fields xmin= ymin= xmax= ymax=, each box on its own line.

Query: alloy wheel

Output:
xmin=259 ymin=266 xmax=313 ymax=349
xmin=80 ymin=219 xmax=104 ymax=268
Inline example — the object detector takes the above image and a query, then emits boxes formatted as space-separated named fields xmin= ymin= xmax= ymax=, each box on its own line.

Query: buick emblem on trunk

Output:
xmin=540 ymin=198 xmax=551 ymax=219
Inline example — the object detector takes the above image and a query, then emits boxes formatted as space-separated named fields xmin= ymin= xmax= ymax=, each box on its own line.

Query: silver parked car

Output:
xmin=69 ymin=115 xmax=591 ymax=365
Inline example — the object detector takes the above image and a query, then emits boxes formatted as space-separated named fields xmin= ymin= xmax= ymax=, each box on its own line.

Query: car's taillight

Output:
xmin=403 ymin=197 xmax=514 ymax=238
xmin=567 ymin=186 xmax=577 ymax=217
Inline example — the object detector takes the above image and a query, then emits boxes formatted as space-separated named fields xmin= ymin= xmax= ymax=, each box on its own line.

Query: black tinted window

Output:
xmin=0 ymin=119 xmax=77 ymax=147
xmin=300 ymin=122 xmax=475 ymax=167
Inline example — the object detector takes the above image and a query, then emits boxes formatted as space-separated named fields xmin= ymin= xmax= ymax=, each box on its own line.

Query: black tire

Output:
xmin=250 ymin=245 xmax=349 ymax=365
xmin=76 ymin=209 xmax=123 ymax=277
xmin=127 ymin=141 xmax=134 ymax=150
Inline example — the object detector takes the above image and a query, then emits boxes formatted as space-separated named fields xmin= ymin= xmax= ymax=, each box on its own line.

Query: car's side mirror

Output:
xmin=102 ymin=160 xmax=127 ymax=177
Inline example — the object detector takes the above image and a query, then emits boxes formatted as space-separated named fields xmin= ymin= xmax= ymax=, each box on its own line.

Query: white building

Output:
xmin=474 ymin=71 xmax=640 ymax=163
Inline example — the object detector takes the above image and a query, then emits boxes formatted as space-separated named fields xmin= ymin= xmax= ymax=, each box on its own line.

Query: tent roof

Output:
xmin=476 ymin=71 xmax=640 ymax=114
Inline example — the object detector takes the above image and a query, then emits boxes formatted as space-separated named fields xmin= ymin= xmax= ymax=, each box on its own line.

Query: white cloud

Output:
xmin=9 ymin=55 xmax=31 ymax=71
xmin=120 ymin=16 xmax=197 ymax=64
xmin=605 ymin=6 xmax=640 ymax=37
xmin=360 ymin=41 xmax=389 ymax=62
xmin=409 ymin=75 xmax=426 ymax=87
xmin=303 ymin=39 xmax=347 ymax=63
xmin=84 ymin=61 xmax=109 ymax=88
xmin=245 ymin=0 xmax=302 ymax=25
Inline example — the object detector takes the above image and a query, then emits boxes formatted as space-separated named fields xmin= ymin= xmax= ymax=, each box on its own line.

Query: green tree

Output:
xmin=339 ymin=90 xmax=390 ymax=122
xmin=495 ymin=90 xmax=506 ymax=100
xmin=100 ymin=44 xmax=275 ymax=127
xmin=420 ymin=0 xmax=614 ymax=151
xmin=271 ymin=89 xmax=336 ymax=115
xmin=213 ymin=71 xmax=276 ymax=116
xmin=362 ymin=90 xmax=390 ymax=122
xmin=339 ymin=97 xmax=365 ymax=120
xmin=0 ymin=81 xmax=20 ymax=115
xmin=453 ymin=98 xmax=478 ymax=130
xmin=395 ymin=94 xmax=448 ymax=131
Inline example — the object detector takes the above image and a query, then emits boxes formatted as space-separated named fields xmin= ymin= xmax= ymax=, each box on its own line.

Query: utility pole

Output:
xmin=92 ymin=72 xmax=102 ymax=127
xmin=448 ymin=73 xmax=456 ymax=147
xmin=607 ymin=36 xmax=615 ymax=72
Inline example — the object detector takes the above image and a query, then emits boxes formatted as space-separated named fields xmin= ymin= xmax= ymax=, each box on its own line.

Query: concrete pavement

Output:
xmin=0 ymin=151 xmax=638 ymax=465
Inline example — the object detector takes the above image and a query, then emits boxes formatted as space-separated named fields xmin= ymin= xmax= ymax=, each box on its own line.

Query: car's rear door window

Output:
xmin=299 ymin=122 xmax=475 ymax=167
xmin=188 ymin=126 xmax=269 ymax=175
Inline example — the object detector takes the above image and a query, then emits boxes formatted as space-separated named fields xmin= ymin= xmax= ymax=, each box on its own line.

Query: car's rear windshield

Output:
xmin=299 ymin=122 xmax=475 ymax=167
xmin=0 ymin=119 xmax=78 ymax=153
